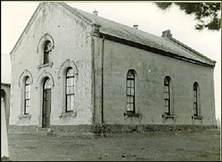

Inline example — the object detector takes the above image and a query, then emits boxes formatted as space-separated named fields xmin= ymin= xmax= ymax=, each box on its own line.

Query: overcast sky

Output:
xmin=1 ymin=2 xmax=221 ymax=119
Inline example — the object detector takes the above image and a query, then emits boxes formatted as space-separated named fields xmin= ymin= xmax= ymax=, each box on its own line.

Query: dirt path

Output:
xmin=7 ymin=129 xmax=220 ymax=161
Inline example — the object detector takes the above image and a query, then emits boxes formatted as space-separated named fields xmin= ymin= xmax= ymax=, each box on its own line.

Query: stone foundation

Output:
xmin=98 ymin=124 xmax=218 ymax=133
xmin=8 ymin=125 xmax=37 ymax=134
xmin=8 ymin=125 xmax=96 ymax=135
xmin=1 ymin=156 xmax=10 ymax=161
xmin=8 ymin=124 xmax=217 ymax=136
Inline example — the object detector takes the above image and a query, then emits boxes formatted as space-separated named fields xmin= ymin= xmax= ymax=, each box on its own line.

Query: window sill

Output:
xmin=37 ymin=62 xmax=53 ymax=69
xmin=124 ymin=111 xmax=142 ymax=118
xmin=59 ymin=111 xmax=77 ymax=118
xmin=191 ymin=115 xmax=203 ymax=120
xmin=18 ymin=114 xmax=31 ymax=119
xmin=162 ymin=114 xmax=177 ymax=119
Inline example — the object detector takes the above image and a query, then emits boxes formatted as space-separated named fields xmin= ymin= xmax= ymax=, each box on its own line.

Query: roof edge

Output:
xmin=10 ymin=2 xmax=95 ymax=55
xmin=167 ymin=37 xmax=216 ymax=63
xmin=161 ymin=30 xmax=216 ymax=64
xmin=100 ymin=32 xmax=216 ymax=68
xmin=1 ymin=83 xmax=11 ymax=86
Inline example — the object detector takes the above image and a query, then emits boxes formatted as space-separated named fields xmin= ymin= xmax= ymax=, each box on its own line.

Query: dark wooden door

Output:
xmin=42 ymin=89 xmax=51 ymax=128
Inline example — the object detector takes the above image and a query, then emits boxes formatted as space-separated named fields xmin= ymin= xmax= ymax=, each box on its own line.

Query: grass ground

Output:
xmin=7 ymin=129 xmax=221 ymax=161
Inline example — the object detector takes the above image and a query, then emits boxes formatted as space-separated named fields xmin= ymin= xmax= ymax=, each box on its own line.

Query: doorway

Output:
xmin=42 ymin=78 xmax=51 ymax=128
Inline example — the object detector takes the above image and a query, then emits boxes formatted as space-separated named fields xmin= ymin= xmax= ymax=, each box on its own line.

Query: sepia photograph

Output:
xmin=1 ymin=1 xmax=221 ymax=161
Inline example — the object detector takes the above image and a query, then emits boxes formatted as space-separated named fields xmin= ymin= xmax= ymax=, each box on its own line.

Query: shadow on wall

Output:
xmin=216 ymin=119 xmax=221 ymax=130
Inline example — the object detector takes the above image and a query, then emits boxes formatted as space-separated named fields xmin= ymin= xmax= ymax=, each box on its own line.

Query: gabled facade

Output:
xmin=9 ymin=2 xmax=217 ymax=133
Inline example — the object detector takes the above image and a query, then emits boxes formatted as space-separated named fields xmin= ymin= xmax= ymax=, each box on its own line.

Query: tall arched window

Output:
xmin=126 ymin=70 xmax=135 ymax=113
xmin=193 ymin=82 xmax=199 ymax=116
xmin=43 ymin=41 xmax=52 ymax=64
xmin=66 ymin=68 xmax=75 ymax=112
xmin=164 ymin=76 xmax=171 ymax=115
xmin=24 ymin=77 xmax=31 ymax=115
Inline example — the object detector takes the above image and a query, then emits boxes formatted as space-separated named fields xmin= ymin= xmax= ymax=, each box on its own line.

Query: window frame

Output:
xmin=43 ymin=41 xmax=52 ymax=64
xmin=164 ymin=77 xmax=171 ymax=115
xmin=162 ymin=76 xmax=176 ymax=119
xmin=126 ymin=70 xmax=135 ymax=113
xmin=124 ymin=69 xmax=142 ymax=118
xmin=191 ymin=82 xmax=203 ymax=120
xmin=24 ymin=77 xmax=31 ymax=115
xmin=36 ymin=34 xmax=55 ymax=69
xmin=65 ymin=68 xmax=75 ymax=112
xmin=193 ymin=82 xmax=199 ymax=116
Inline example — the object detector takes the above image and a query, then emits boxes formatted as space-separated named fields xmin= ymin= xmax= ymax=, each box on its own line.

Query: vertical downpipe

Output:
xmin=101 ymin=36 xmax=105 ymax=129
xmin=91 ymin=37 xmax=96 ymax=126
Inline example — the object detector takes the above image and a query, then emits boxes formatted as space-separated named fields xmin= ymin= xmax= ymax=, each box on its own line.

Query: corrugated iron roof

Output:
xmin=61 ymin=2 xmax=215 ymax=67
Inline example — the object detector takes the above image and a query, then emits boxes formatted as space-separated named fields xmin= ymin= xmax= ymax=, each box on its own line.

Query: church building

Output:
xmin=9 ymin=2 xmax=217 ymax=133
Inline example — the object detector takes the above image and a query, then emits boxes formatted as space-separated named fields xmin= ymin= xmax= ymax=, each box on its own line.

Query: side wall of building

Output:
xmin=100 ymin=39 xmax=216 ymax=127
xmin=9 ymin=3 xmax=94 ymax=128
xmin=1 ymin=84 xmax=11 ymax=126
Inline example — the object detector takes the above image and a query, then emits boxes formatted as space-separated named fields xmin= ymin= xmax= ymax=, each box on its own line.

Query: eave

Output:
xmin=99 ymin=32 xmax=216 ymax=68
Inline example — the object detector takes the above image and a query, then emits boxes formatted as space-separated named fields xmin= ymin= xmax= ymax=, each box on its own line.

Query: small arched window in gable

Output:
xmin=43 ymin=41 xmax=52 ymax=64
xmin=24 ymin=77 xmax=31 ymax=115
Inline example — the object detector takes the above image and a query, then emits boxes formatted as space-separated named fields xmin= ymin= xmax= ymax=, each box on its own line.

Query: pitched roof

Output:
xmin=60 ymin=2 xmax=216 ymax=67
xmin=10 ymin=2 xmax=216 ymax=68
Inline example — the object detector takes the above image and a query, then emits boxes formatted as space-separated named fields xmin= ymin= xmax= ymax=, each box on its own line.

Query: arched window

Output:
xmin=24 ymin=77 xmax=31 ymax=115
xmin=43 ymin=41 xmax=52 ymax=64
xmin=66 ymin=68 xmax=75 ymax=112
xmin=126 ymin=70 xmax=135 ymax=113
xmin=193 ymin=82 xmax=199 ymax=116
xmin=164 ymin=76 xmax=171 ymax=115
